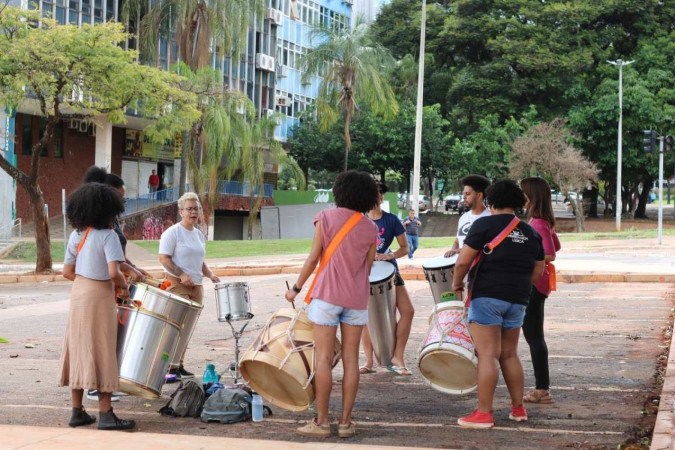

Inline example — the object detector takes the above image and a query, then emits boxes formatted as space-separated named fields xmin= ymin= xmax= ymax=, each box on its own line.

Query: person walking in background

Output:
xmin=445 ymin=175 xmax=491 ymax=257
xmin=148 ymin=169 xmax=160 ymax=199
xmin=360 ymin=183 xmax=415 ymax=376
xmin=285 ymin=170 xmax=379 ymax=438
xmin=452 ymin=180 xmax=544 ymax=429
xmin=159 ymin=192 xmax=220 ymax=379
xmin=520 ymin=177 xmax=561 ymax=405
xmin=59 ymin=182 xmax=136 ymax=430
xmin=402 ymin=208 xmax=422 ymax=259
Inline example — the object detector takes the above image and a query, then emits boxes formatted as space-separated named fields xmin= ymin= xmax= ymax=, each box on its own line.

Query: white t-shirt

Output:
xmin=456 ymin=208 xmax=491 ymax=248
xmin=158 ymin=223 xmax=206 ymax=285
xmin=64 ymin=228 xmax=125 ymax=280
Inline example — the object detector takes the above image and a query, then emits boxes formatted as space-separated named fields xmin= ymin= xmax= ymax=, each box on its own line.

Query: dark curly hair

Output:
xmin=82 ymin=165 xmax=125 ymax=189
xmin=461 ymin=174 xmax=490 ymax=195
xmin=66 ymin=183 xmax=125 ymax=231
xmin=486 ymin=179 xmax=527 ymax=210
xmin=333 ymin=171 xmax=379 ymax=213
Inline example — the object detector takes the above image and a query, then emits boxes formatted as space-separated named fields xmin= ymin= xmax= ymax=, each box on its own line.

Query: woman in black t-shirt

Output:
xmin=452 ymin=180 xmax=545 ymax=429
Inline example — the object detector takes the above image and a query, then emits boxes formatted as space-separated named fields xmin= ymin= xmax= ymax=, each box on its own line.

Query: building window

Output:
xmin=53 ymin=123 xmax=64 ymax=158
xmin=22 ymin=119 xmax=33 ymax=156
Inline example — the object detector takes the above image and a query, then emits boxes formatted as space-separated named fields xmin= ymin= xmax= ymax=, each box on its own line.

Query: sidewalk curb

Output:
xmin=2 ymin=267 xmax=674 ymax=284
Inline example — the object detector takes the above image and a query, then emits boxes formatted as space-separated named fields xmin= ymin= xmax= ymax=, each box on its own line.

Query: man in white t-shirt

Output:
xmin=445 ymin=174 xmax=491 ymax=257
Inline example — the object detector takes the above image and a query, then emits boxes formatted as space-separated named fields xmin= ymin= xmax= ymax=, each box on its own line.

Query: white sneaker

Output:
xmin=86 ymin=390 xmax=120 ymax=402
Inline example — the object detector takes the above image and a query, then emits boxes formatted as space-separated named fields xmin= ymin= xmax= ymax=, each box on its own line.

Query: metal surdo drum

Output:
xmin=116 ymin=304 xmax=181 ymax=399
xmin=367 ymin=261 xmax=397 ymax=367
xmin=239 ymin=308 xmax=341 ymax=412
xmin=423 ymin=255 xmax=460 ymax=304
xmin=215 ymin=282 xmax=252 ymax=321
xmin=418 ymin=301 xmax=477 ymax=395
xmin=129 ymin=282 xmax=203 ymax=370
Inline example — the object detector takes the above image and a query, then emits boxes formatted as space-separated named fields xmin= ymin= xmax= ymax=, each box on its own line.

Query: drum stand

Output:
xmin=225 ymin=314 xmax=253 ymax=384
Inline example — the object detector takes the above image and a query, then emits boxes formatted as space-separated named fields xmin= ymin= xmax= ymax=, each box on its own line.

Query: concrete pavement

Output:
xmin=1 ymin=235 xmax=674 ymax=449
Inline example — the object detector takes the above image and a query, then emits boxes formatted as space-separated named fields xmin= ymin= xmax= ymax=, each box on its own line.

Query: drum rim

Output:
xmin=118 ymin=377 xmax=161 ymax=399
xmin=215 ymin=282 xmax=249 ymax=290
xmin=369 ymin=261 xmax=396 ymax=284
xmin=138 ymin=283 xmax=203 ymax=308
xmin=419 ymin=342 xmax=478 ymax=364
xmin=117 ymin=304 xmax=183 ymax=329
xmin=432 ymin=300 xmax=466 ymax=314
xmin=422 ymin=255 xmax=459 ymax=270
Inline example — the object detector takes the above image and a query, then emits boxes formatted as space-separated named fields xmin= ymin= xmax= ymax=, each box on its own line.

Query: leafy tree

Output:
xmin=510 ymin=120 xmax=599 ymax=232
xmin=0 ymin=7 xmax=199 ymax=273
xmin=300 ymin=21 xmax=399 ymax=171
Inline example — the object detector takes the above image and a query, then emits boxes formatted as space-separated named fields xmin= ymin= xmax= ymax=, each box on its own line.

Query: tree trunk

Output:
xmin=342 ymin=111 xmax=352 ymax=172
xmin=28 ymin=185 xmax=53 ymax=273
xmin=571 ymin=197 xmax=585 ymax=232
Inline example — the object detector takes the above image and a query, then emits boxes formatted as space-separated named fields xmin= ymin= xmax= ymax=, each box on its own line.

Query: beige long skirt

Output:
xmin=58 ymin=276 xmax=119 ymax=392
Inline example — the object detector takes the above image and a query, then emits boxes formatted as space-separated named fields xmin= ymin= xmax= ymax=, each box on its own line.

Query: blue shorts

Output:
xmin=468 ymin=297 xmax=526 ymax=329
xmin=307 ymin=299 xmax=368 ymax=327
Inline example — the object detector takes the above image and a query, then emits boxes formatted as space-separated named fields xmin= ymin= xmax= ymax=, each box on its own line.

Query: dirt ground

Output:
xmin=1 ymin=277 xmax=674 ymax=449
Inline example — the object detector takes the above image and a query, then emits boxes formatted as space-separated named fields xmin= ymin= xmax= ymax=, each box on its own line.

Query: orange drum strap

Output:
xmin=304 ymin=212 xmax=363 ymax=304
xmin=76 ymin=227 xmax=92 ymax=255
xmin=466 ymin=216 xmax=520 ymax=309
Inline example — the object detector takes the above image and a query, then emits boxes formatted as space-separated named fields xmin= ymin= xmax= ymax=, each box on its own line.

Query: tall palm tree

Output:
xmin=300 ymin=20 xmax=399 ymax=171
xmin=238 ymin=113 xmax=305 ymax=240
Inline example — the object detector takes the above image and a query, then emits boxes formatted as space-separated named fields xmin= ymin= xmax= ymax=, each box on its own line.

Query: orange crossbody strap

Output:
xmin=304 ymin=212 xmax=363 ymax=304
xmin=76 ymin=227 xmax=92 ymax=255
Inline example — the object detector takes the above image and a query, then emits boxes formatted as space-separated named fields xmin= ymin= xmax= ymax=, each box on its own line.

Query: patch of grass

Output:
xmin=133 ymin=239 xmax=315 ymax=258
xmin=5 ymin=226 xmax=674 ymax=264
xmin=5 ymin=241 xmax=66 ymax=263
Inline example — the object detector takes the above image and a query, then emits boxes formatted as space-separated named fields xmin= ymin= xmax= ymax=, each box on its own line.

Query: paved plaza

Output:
xmin=1 ymin=236 xmax=674 ymax=449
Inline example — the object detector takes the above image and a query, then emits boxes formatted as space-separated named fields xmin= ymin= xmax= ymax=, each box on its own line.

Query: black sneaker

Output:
xmin=68 ymin=406 xmax=96 ymax=427
xmin=98 ymin=408 xmax=136 ymax=431
xmin=176 ymin=365 xmax=194 ymax=378
xmin=86 ymin=390 xmax=120 ymax=402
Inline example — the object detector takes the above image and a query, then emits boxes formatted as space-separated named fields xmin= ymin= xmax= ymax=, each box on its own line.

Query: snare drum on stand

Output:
xmin=422 ymin=255 xmax=460 ymax=304
xmin=367 ymin=261 xmax=397 ymax=367
xmin=214 ymin=282 xmax=254 ymax=383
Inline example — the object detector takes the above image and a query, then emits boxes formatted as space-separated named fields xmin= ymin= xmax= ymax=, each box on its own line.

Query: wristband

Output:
xmin=292 ymin=283 xmax=302 ymax=293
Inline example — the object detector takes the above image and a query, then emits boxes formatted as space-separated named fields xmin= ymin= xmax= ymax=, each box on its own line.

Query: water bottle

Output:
xmin=251 ymin=394 xmax=263 ymax=422
xmin=202 ymin=363 xmax=219 ymax=384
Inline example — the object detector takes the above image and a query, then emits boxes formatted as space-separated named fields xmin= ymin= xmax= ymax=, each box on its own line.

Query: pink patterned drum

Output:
xmin=418 ymin=301 xmax=477 ymax=395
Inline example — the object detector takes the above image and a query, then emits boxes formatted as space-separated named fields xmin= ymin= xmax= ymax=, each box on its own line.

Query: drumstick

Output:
xmin=285 ymin=281 xmax=296 ymax=309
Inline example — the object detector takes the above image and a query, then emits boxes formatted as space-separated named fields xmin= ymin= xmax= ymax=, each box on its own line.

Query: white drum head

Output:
xmin=423 ymin=255 xmax=458 ymax=270
xmin=369 ymin=261 xmax=396 ymax=284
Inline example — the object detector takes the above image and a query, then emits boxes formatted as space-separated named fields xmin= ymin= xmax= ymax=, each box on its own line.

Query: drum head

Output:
xmin=423 ymin=255 xmax=458 ymax=270
xmin=369 ymin=261 xmax=396 ymax=284
xmin=418 ymin=347 xmax=477 ymax=395
xmin=143 ymin=284 xmax=202 ymax=308
xmin=215 ymin=282 xmax=248 ymax=291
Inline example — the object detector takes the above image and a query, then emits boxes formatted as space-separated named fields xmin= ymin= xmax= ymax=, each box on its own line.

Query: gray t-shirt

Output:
xmin=64 ymin=228 xmax=125 ymax=280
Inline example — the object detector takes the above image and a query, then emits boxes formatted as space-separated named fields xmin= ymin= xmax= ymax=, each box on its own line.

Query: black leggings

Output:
xmin=522 ymin=288 xmax=549 ymax=390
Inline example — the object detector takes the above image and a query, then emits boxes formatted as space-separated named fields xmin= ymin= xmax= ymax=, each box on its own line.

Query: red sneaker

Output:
xmin=457 ymin=410 xmax=494 ymax=429
xmin=509 ymin=404 xmax=528 ymax=422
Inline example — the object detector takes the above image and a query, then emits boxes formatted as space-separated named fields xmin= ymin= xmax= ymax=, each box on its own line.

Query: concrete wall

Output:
xmin=261 ymin=203 xmax=334 ymax=239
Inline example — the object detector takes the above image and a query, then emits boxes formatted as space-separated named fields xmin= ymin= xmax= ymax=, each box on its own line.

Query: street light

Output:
xmin=607 ymin=59 xmax=635 ymax=231
xmin=411 ymin=0 xmax=426 ymax=217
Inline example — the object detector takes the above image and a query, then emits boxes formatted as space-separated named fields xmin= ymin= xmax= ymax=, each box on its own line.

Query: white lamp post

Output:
xmin=411 ymin=0 xmax=426 ymax=217
xmin=607 ymin=59 xmax=634 ymax=231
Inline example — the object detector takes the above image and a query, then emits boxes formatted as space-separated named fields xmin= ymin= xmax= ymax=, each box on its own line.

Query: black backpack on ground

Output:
xmin=159 ymin=379 xmax=206 ymax=418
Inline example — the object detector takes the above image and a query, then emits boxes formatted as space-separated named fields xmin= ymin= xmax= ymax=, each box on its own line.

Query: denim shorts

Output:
xmin=307 ymin=299 xmax=368 ymax=326
xmin=468 ymin=297 xmax=527 ymax=329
